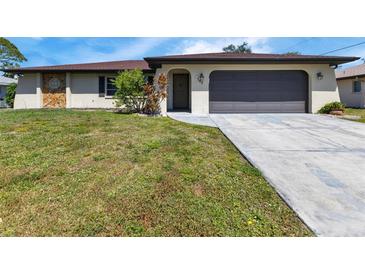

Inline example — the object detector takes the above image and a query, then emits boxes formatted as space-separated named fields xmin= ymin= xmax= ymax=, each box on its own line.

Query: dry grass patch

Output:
xmin=345 ymin=108 xmax=365 ymax=123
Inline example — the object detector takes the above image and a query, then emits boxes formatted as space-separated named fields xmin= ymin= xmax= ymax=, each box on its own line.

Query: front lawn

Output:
xmin=345 ymin=108 xmax=365 ymax=123
xmin=0 ymin=110 xmax=311 ymax=236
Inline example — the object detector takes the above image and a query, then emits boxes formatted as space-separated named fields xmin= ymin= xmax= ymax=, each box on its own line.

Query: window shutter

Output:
xmin=99 ymin=76 xmax=105 ymax=97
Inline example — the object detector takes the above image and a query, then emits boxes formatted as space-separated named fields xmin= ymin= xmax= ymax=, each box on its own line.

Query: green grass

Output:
xmin=345 ymin=108 xmax=365 ymax=123
xmin=0 ymin=109 xmax=312 ymax=236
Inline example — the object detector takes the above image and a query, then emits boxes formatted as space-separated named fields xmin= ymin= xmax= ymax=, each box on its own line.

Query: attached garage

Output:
xmin=209 ymin=70 xmax=308 ymax=113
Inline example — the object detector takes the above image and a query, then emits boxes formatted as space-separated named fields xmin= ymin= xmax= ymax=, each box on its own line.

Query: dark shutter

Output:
xmin=99 ymin=76 xmax=105 ymax=97
xmin=147 ymin=76 xmax=154 ymax=85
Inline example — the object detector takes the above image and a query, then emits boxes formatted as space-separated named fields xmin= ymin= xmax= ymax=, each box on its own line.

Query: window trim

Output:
xmin=104 ymin=75 xmax=117 ymax=98
xmin=353 ymin=79 xmax=362 ymax=93
xmin=102 ymin=73 xmax=154 ymax=99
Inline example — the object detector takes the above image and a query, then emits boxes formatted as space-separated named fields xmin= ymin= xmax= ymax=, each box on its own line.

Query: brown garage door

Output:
xmin=209 ymin=70 xmax=308 ymax=113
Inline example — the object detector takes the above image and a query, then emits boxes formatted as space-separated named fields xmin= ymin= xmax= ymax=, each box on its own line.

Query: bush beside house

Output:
xmin=113 ymin=69 xmax=167 ymax=115
xmin=5 ymin=83 xmax=17 ymax=108
xmin=143 ymin=74 xmax=167 ymax=115
xmin=113 ymin=69 xmax=146 ymax=113
xmin=318 ymin=101 xmax=346 ymax=115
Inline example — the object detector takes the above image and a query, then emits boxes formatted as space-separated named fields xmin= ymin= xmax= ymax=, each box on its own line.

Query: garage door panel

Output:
xmin=209 ymin=70 xmax=308 ymax=113
xmin=280 ymin=101 xmax=306 ymax=112
xmin=232 ymin=81 xmax=256 ymax=89
xmin=256 ymin=102 xmax=305 ymax=112
xmin=210 ymin=102 xmax=257 ymax=113
xmin=256 ymin=102 xmax=283 ymax=112
xmin=209 ymin=101 xmax=306 ymax=113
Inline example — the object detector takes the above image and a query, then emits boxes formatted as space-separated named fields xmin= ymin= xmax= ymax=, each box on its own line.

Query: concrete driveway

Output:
xmin=209 ymin=114 xmax=365 ymax=236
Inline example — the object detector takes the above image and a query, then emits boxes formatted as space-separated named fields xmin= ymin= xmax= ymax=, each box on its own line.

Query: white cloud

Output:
xmin=60 ymin=38 xmax=169 ymax=64
xmin=171 ymin=37 xmax=272 ymax=55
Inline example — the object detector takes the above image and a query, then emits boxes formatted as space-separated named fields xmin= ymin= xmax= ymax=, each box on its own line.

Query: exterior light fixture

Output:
xmin=316 ymin=72 xmax=323 ymax=80
xmin=197 ymin=73 xmax=204 ymax=84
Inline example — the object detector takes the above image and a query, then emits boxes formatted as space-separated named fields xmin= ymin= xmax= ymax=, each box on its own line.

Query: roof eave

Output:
xmin=144 ymin=57 xmax=360 ymax=69
xmin=2 ymin=68 xmax=154 ymax=73
xmin=336 ymin=73 xmax=365 ymax=80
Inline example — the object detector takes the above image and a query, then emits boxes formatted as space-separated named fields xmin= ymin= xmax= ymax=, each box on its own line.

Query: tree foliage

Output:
xmin=223 ymin=42 xmax=252 ymax=53
xmin=284 ymin=51 xmax=301 ymax=55
xmin=5 ymin=83 xmax=17 ymax=108
xmin=113 ymin=69 xmax=146 ymax=113
xmin=0 ymin=38 xmax=27 ymax=77
xmin=113 ymin=69 xmax=168 ymax=114
xmin=318 ymin=101 xmax=345 ymax=114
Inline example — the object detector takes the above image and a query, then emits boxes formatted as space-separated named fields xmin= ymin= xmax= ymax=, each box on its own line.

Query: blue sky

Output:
xmin=7 ymin=37 xmax=365 ymax=69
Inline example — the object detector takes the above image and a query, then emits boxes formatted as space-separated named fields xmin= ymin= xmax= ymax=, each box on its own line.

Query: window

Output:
xmin=106 ymin=77 xmax=117 ymax=96
xmin=353 ymin=80 xmax=361 ymax=93
xmin=146 ymin=76 xmax=154 ymax=85
xmin=98 ymin=76 xmax=105 ymax=97
xmin=0 ymin=86 xmax=4 ymax=99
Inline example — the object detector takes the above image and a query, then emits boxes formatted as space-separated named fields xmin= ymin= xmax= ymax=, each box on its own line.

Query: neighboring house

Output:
xmin=0 ymin=76 xmax=17 ymax=108
xmin=4 ymin=52 xmax=358 ymax=114
xmin=336 ymin=63 xmax=365 ymax=108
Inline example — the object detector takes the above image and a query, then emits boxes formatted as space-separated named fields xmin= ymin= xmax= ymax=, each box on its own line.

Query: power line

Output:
xmin=280 ymin=38 xmax=314 ymax=53
xmin=320 ymin=41 xmax=365 ymax=55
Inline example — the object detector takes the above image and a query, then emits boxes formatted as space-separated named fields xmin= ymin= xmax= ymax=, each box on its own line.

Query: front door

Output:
xmin=173 ymin=74 xmax=189 ymax=110
xmin=42 ymin=73 xmax=66 ymax=108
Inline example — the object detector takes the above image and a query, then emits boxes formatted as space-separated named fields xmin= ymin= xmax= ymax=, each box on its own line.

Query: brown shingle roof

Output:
xmin=336 ymin=63 xmax=365 ymax=79
xmin=3 ymin=60 xmax=151 ymax=73
xmin=146 ymin=52 xmax=347 ymax=59
xmin=4 ymin=52 xmax=359 ymax=73
xmin=145 ymin=52 xmax=359 ymax=68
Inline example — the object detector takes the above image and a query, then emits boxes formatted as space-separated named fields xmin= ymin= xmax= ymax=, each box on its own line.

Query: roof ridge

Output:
xmin=18 ymin=59 xmax=147 ymax=69
xmin=336 ymin=62 xmax=365 ymax=79
xmin=144 ymin=52 xmax=359 ymax=60
xmin=146 ymin=52 xmax=282 ymax=58
xmin=338 ymin=62 xmax=365 ymax=71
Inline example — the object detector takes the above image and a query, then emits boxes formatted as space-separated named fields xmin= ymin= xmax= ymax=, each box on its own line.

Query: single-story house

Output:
xmin=4 ymin=52 xmax=359 ymax=114
xmin=0 ymin=76 xmax=17 ymax=108
xmin=336 ymin=63 xmax=365 ymax=108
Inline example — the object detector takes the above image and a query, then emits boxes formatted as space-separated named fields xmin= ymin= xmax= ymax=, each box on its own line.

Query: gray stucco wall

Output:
xmin=337 ymin=77 xmax=365 ymax=108
xmin=14 ymin=73 xmax=118 ymax=109
xmin=14 ymin=73 xmax=38 ymax=109
xmin=13 ymin=64 xmax=341 ymax=113
xmin=70 ymin=73 xmax=116 ymax=108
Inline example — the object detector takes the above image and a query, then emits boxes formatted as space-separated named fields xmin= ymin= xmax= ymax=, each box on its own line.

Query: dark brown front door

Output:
xmin=173 ymin=74 xmax=189 ymax=110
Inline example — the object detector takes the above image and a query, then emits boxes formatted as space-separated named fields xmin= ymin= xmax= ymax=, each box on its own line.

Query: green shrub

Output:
xmin=113 ymin=69 xmax=146 ymax=113
xmin=5 ymin=83 xmax=17 ymax=108
xmin=318 ymin=101 xmax=345 ymax=114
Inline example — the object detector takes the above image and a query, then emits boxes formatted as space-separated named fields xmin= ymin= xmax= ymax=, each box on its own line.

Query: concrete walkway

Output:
xmin=169 ymin=112 xmax=365 ymax=236
xmin=167 ymin=112 xmax=217 ymax=127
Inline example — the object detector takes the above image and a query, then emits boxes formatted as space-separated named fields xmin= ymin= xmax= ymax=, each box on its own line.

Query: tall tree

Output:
xmin=223 ymin=42 xmax=252 ymax=53
xmin=0 ymin=37 xmax=27 ymax=77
